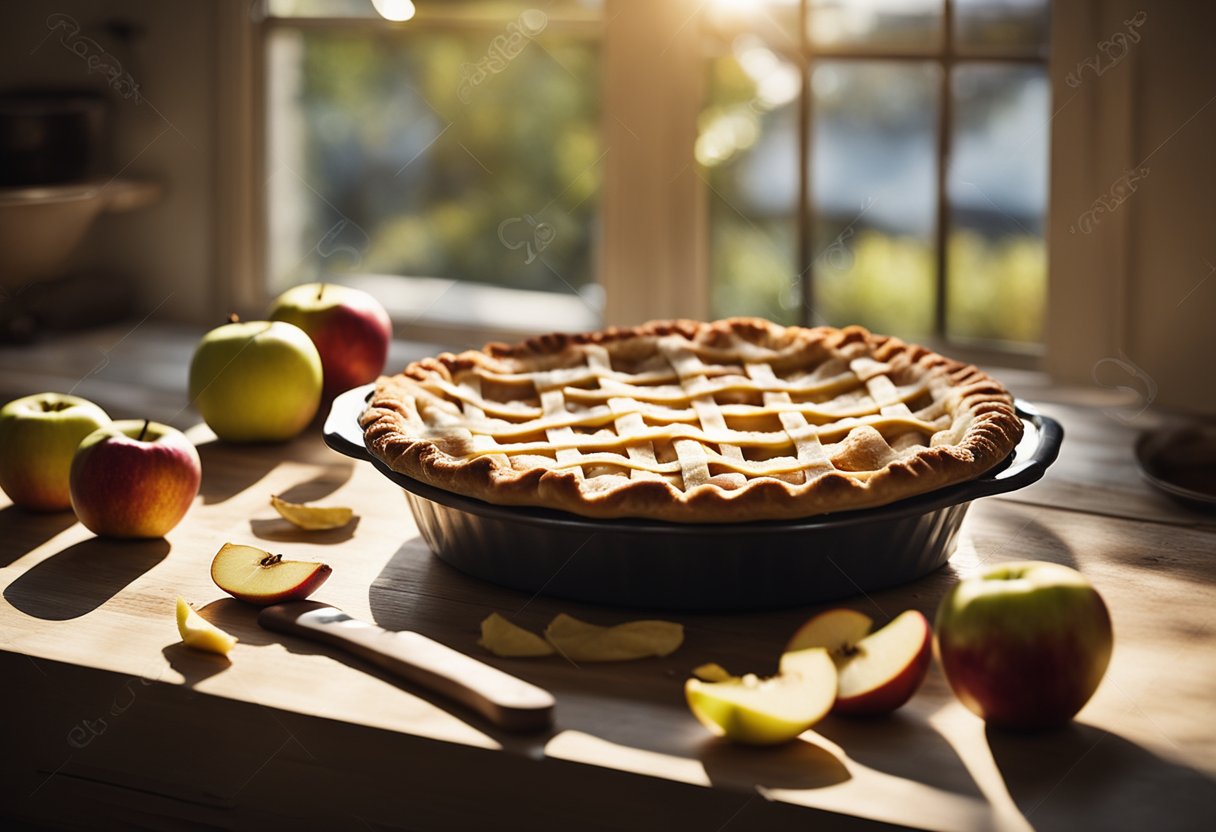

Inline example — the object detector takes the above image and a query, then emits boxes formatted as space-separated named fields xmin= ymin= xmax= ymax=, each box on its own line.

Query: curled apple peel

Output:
xmin=270 ymin=494 xmax=355 ymax=530
xmin=476 ymin=612 xmax=684 ymax=662
xmin=544 ymin=614 xmax=683 ymax=662
xmin=479 ymin=613 xmax=555 ymax=657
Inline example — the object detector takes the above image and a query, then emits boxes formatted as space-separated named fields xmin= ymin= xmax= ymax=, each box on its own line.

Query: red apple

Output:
xmin=268 ymin=283 xmax=392 ymax=400
xmin=0 ymin=392 xmax=111 ymax=511
xmin=69 ymin=420 xmax=201 ymax=538
xmin=934 ymin=561 xmax=1113 ymax=730
xmin=786 ymin=608 xmax=932 ymax=716
xmin=210 ymin=542 xmax=332 ymax=606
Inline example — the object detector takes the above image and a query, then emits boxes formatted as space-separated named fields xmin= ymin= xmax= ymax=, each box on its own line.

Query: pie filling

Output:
xmin=360 ymin=319 xmax=1024 ymax=522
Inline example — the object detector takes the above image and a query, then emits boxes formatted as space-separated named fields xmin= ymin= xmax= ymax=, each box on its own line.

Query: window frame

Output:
xmin=216 ymin=0 xmax=1059 ymax=368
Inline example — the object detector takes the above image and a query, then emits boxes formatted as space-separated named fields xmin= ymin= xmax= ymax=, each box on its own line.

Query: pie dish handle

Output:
xmin=962 ymin=400 xmax=1064 ymax=499
xmin=323 ymin=383 xmax=378 ymax=462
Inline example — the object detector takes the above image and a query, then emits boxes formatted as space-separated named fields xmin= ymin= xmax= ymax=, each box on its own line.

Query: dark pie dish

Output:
xmin=324 ymin=385 xmax=1062 ymax=611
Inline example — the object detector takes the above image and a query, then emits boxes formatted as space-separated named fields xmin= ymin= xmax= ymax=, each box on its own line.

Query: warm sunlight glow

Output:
xmin=371 ymin=0 xmax=416 ymax=23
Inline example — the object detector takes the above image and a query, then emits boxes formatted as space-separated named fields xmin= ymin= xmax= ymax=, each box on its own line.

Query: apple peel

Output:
xmin=270 ymin=494 xmax=355 ymax=530
xmin=544 ymin=614 xmax=683 ymax=662
xmin=479 ymin=613 xmax=555 ymax=658
xmin=175 ymin=597 xmax=237 ymax=656
xmin=692 ymin=663 xmax=735 ymax=682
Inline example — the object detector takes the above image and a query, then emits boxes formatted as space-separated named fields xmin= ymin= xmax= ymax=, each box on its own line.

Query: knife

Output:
xmin=258 ymin=602 xmax=555 ymax=732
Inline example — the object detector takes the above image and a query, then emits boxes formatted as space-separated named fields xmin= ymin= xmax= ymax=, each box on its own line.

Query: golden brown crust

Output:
xmin=360 ymin=318 xmax=1024 ymax=523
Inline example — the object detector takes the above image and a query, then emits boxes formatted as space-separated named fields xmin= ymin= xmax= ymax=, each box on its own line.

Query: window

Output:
xmin=261 ymin=0 xmax=604 ymax=339
xmin=701 ymin=0 xmax=1050 ymax=356
xmin=253 ymin=0 xmax=1049 ymax=358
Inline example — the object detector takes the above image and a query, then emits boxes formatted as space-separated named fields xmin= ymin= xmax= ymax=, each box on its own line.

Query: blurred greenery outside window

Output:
xmin=264 ymin=0 xmax=604 ymax=334
xmin=702 ymin=0 xmax=1050 ymax=355
xmin=264 ymin=0 xmax=1048 ymax=357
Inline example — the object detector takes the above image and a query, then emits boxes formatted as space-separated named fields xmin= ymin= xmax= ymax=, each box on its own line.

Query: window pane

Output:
xmin=267 ymin=0 xmax=602 ymax=22
xmin=703 ymin=36 xmax=800 ymax=323
xmin=810 ymin=60 xmax=938 ymax=338
xmin=953 ymin=0 xmax=1050 ymax=56
xmin=809 ymin=0 xmax=943 ymax=52
xmin=947 ymin=63 xmax=1048 ymax=344
xmin=265 ymin=26 xmax=601 ymax=301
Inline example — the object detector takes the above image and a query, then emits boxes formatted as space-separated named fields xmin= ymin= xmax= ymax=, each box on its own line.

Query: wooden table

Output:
xmin=3 ymin=383 xmax=1216 ymax=829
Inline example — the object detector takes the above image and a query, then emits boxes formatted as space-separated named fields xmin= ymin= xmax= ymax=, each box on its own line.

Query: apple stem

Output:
xmin=228 ymin=312 xmax=240 ymax=324
xmin=317 ymin=283 xmax=326 ymax=301
xmin=137 ymin=419 xmax=150 ymax=442
xmin=259 ymin=554 xmax=283 ymax=567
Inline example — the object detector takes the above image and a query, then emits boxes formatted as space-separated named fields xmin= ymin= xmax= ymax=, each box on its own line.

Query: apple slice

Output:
xmin=543 ymin=614 xmax=684 ymax=662
xmin=210 ymin=542 xmax=332 ymax=606
xmin=270 ymin=494 xmax=354 ymax=530
xmin=785 ymin=608 xmax=932 ymax=716
xmin=176 ymin=597 xmax=237 ymax=656
xmin=684 ymin=648 xmax=837 ymax=745
xmin=479 ymin=613 xmax=555 ymax=658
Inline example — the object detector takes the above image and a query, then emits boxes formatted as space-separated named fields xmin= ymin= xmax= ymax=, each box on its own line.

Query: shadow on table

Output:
xmin=275 ymin=465 xmax=354 ymax=503
xmin=205 ymin=593 xmax=558 ymax=757
xmin=816 ymin=710 xmax=983 ymax=799
xmin=4 ymin=537 xmax=169 ymax=620
xmin=953 ymin=504 xmax=1080 ymax=574
xmin=162 ymin=642 xmax=231 ymax=687
xmin=698 ymin=736 xmax=850 ymax=791
xmin=0 ymin=505 xmax=77 ymax=568
xmin=195 ymin=440 xmax=282 ymax=505
xmin=988 ymin=721 xmax=1216 ymax=832
xmin=249 ymin=515 xmax=360 ymax=545
xmin=364 ymin=539 xmax=845 ymax=763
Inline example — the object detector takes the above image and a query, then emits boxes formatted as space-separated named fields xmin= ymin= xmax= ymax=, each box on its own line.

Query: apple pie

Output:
xmin=360 ymin=319 xmax=1023 ymax=522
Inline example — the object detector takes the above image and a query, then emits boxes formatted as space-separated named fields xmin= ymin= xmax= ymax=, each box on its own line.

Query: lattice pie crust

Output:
xmin=360 ymin=319 xmax=1023 ymax=522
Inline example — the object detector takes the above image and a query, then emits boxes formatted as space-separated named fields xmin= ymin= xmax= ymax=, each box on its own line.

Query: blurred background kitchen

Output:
xmin=0 ymin=0 xmax=1212 ymax=419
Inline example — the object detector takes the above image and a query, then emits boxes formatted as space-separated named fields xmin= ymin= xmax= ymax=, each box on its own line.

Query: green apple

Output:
xmin=935 ymin=561 xmax=1113 ymax=730
xmin=188 ymin=319 xmax=322 ymax=442
xmin=268 ymin=283 xmax=392 ymax=400
xmin=684 ymin=648 xmax=837 ymax=745
xmin=70 ymin=420 xmax=202 ymax=538
xmin=0 ymin=393 xmax=111 ymax=511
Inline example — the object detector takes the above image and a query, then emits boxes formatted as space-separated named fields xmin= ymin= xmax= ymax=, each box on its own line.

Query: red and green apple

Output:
xmin=69 ymin=419 xmax=201 ymax=538
xmin=934 ymin=560 xmax=1113 ymax=730
xmin=0 ymin=392 xmax=111 ymax=511
xmin=268 ymin=283 xmax=391 ymax=400
xmin=188 ymin=318 xmax=322 ymax=442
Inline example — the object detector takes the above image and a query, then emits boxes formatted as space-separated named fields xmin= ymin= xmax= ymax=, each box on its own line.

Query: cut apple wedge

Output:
xmin=270 ymin=494 xmax=354 ymax=530
xmin=785 ymin=608 xmax=932 ymax=716
xmin=176 ymin=597 xmax=237 ymax=656
xmin=210 ymin=542 xmax=332 ymax=606
xmin=684 ymin=648 xmax=837 ymax=745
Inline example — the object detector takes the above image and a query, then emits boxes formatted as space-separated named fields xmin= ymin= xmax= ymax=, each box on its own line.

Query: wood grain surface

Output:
xmin=3 ymin=400 xmax=1215 ymax=831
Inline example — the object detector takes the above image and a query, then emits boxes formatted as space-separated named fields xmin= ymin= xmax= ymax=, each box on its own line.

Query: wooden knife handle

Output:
xmin=258 ymin=602 xmax=555 ymax=732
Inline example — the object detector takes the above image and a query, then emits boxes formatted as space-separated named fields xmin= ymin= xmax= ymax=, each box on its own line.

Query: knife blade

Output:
xmin=258 ymin=602 xmax=555 ymax=732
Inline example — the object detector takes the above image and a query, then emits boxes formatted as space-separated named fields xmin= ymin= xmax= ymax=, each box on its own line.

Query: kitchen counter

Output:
xmin=2 ymin=326 xmax=1215 ymax=830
